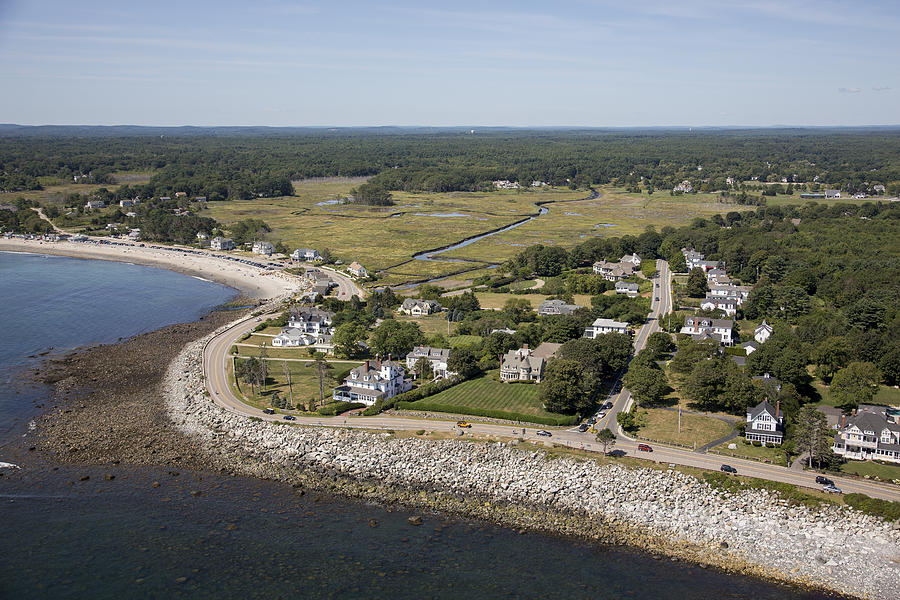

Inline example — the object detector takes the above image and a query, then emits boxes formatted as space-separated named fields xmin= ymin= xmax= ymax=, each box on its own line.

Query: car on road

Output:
xmin=587 ymin=418 xmax=597 ymax=425
xmin=596 ymin=411 xmax=607 ymax=420
xmin=720 ymin=464 xmax=737 ymax=474
xmin=578 ymin=423 xmax=589 ymax=432
xmin=283 ymin=415 xmax=296 ymax=421
xmin=263 ymin=408 xmax=275 ymax=415
xmin=815 ymin=475 xmax=834 ymax=486
xmin=637 ymin=443 xmax=653 ymax=452
xmin=655 ymin=296 xmax=660 ymax=301
xmin=536 ymin=430 xmax=552 ymax=437
xmin=456 ymin=421 xmax=472 ymax=428
xmin=823 ymin=484 xmax=843 ymax=494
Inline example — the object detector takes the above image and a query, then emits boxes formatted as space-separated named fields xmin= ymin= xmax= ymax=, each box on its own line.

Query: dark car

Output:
xmin=816 ymin=475 xmax=834 ymax=486
xmin=587 ymin=418 xmax=597 ymax=425
xmin=637 ymin=443 xmax=653 ymax=452
xmin=721 ymin=464 xmax=737 ymax=474
xmin=262 ymin=408 xmax=275 ymax=415
xmin=536 ymin=430 xmax=552 ymax=437
xmin=283 ymin=415 xmax=296 ymax=421
xmin=655 ymin=296 xmax=660 ymax=301
xmin=578 ymin=423 xmax=589 ymax=432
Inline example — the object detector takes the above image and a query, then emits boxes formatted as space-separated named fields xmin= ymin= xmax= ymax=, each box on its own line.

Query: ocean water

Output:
xmin=0 ymin=252 xmax=835 ymax=599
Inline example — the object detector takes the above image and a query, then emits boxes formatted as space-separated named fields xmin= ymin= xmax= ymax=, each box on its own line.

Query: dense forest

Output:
xmin=2 ymin=127 xmax=899 ymax=197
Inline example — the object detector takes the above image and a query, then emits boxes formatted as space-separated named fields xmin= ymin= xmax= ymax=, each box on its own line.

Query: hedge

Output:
xmin=844 ymin=493 xmax=900 ymax=522
xmin=396 ymin=401 xmax=577 ymax=426
xmin=317 ymin=401 xmax=366 ymax=416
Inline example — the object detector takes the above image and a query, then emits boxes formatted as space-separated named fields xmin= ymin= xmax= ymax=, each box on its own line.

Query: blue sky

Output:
xmin=0 ymin=0 xmax=897 ymax=126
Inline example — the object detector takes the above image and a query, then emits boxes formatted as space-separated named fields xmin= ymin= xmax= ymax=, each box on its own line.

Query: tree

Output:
xmin=370 ymin=320 xmax=425 ymax=357
xmin=306 ymin=352 xmax=333 ymax=409
xmin=596 ymin=428 xmax=616 ymax=455
xmin=878 ymin=343 xmax=900 ymax=386
xmin=282 ymin=361 xmax=294 ymax=408
xmin=257 ymin=343 xmax=269 ymax=391
xmin=502 ymin=298 xmax=535 ymax=325
xmin=236 ymin=357 xmax=261 ymax=396
xmin=413 ymin=356 xmax=433 ymax=381
xmin=669 ymin=337 xmax=718 ymax=375
xmin=623 ymin=364 xmax=669 ymax=407
xmin=539 ymin=359 xmax=588 ymax=414
xmin=349 ymin=181 xmax=393 ymax=206
xmin=644 ymin=331 xmax=675 ymax=359
xmin=794 ymin=406 xmax=833 ymax=470
xmin=686 ymin=267 xmax=708 ymax=297
xmin=332 ymin=322 xmax=368 ymax=358
xmin=830 ymin=361 xmax=881 ymax=412
xmin=447 ymin=348 xmax=479 ymax=379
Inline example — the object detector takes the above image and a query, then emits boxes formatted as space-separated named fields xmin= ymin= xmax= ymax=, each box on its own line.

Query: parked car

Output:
xmin=596 ymin=411 xmax=607 ymax=420
xmin=283 ymin=415 xmax=296 ymax=421
xmin=815 ymin=475 xmax=834 ymax=486
xmin=655 ymin=296 xmax=660 ymax=301
xmin=536 ymin=430 xmax=552 ymax=437
xmin=262 ymin=408 xmax=275 ymax=415
xmin=721 ymin=464 xmax=737 ymax=474
xmin=578 ymin=424 xmax=589 ymax=432
xmin=637 ymin=443 xmax=653 ymax=452
xmin=823 ymin=484 xmax=843 ymax=494
xmin=456 ymin=421 xmax=472 ymax=428
xmin=587 ymin=418 xmax=597 ymax=425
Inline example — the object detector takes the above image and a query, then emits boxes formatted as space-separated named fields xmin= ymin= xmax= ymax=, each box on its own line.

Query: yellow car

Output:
xmin=456 ymin=421 xmax=472 ymax=428
xmin=588 ymin=427 xmax=597 ymax=434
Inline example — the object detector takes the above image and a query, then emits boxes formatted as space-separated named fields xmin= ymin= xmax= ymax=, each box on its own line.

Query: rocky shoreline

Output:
xmin=162 ymin=319 xmax=899 ymax=600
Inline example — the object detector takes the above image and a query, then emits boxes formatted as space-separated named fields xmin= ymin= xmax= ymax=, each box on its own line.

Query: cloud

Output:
xmin=838 ymin=87 xmax=861 ymax=93
xmin=872 ymin=86 xmax=891 ymax=92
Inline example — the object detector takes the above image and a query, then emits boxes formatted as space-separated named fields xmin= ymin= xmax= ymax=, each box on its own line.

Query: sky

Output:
xmin=0 ymin=0 xmax=898 ymax=127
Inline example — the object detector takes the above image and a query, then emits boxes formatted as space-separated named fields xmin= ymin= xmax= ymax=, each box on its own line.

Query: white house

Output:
xmin=584 ymin=318 xmax=629 ymax=339
xmin=84 ymin=200 xmax=105 ymax=210
xmin=252 ymin=241 xmax=275 ymax=255
xmin=620 ymin=253 xmax=641 ymax=267
xmin=754 ymin=320 xmax=773 ymax=344
xmin=592 ymin=260 xmax=634 ymax=281
xmin=119 ymin=199 xmax=136 ymax=208
xmin=681 ymin=316 xmax=734 ymax=346
xmin=832 ymin=405 xmax=900 ymax=464
xmin=710 ymin=284 xmax=750 ymax=304
xmin=398 ymin=298 xmax=442 ymax=316
xmin=825 ymin=189 xmax=841 ymax=199
xmin=211 ymin=237 xmax=234 ymax=251
xmin=615 ymin=281 xmax=640 ymax=295
xmin=271 ymin=328 xmax=315 ymax=347
xmin=744 ymin=400 xmax=784 ymax=445
xmin=406 ymin=346 xmax=454 ymax=379
xmin=348 ymin=261 xmax=368 ymax=278
xmin=499 ymin=343 xmax=560 ymax=383
xmin=288 ymin=307 xmax=334 ymax=334
xmin=291 ymin=248 xmax=321 ymax=262
xmin=700 ymin=294 xmax=738 ymax=316
xmin=332 ymin=359 xmax=411 ymax=405
xmin=682 ymin=248 xmax=705 ymax=270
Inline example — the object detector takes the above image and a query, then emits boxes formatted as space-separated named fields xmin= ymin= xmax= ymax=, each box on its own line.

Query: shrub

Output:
xmin=752 ymin=440 xmax=762 ymax=447
xmin=317 ymin=401 xmax=365 ymax=416
xmin=396 ymin=401 xmax=577 ymax=426
xmin=844 ymin=494 xmax=900 ymax=522
xmin=415 ymin=430 xmax=426 ymax=435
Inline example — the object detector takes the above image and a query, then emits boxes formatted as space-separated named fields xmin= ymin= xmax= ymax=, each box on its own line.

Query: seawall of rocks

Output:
xmin=166 ymin=323 xmax=900 ymax=600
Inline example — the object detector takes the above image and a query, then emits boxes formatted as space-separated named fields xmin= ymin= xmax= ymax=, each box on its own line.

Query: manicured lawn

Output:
xmin=839 ymin=460 xmax=900 ymax=482
xmin=409 ymin=371 xmax=562 ymax=419
xmin=448 ymin=335 xmax=483 ymax=348
xmin=233 ymin=357 xmax=359 ymax=410
xmin=812 ymin=378 xmax=900 ymax=408
xmin=396 ymin=313 xmax=457 ymax=336
xmin=635 ymin=408 xmax=733 ymax=448
xmin=474 ymin=291 xmax=592 ymax=310
xmin=711 ymin=440 xmax=788 ymax=466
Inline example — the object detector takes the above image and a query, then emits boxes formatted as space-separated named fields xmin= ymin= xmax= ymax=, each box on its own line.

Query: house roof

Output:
xmin=748 ymin=400 xmax=778 ymax=422
xmin=501 ymin=349 xmax=545 ymax=373
xmin=685 ymin=316 xmax=734 ymax=329
xmin=589 ymin=318 xmax=629 ymax=329
xmin=755 ymin=319 xmax=773 ymax=333
xmin=532 ymin=342 xmax=562 ymax=359
xmin=409 ymin=346 xmax=450 ymax=360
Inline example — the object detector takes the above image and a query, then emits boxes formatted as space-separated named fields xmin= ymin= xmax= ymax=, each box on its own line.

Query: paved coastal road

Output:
xmin=202 ymin=301 xmax=900 ymax=502
xmin=320 ymin=266 xmax=366 ymax=299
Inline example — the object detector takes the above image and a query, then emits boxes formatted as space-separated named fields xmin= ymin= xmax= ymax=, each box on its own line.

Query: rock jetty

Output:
xmin=166 ymin=322 xmax=900 ymax=600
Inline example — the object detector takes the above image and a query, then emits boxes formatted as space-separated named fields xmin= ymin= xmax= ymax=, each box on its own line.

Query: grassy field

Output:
xmin=233 ymin=357 xmax=360 ymax=410
xmin=396 ymin=313 xmax=458 ymax=336
xmin=838 ymin=460 xmax=900 ymax=482
xmin=448 ymin=335 xmax=483 ymax=348
xmin=711 ymin=440 xmax=787 ymax=466
xmin=635 ymin=408 xmax=733 ymax=448
xmin=408 ymin=371 xmax=562 ymax=419
xmin=812 ymin=378 xmax=900 ymax=408
xmin=473 ymin=291 xmax=593 ymax=310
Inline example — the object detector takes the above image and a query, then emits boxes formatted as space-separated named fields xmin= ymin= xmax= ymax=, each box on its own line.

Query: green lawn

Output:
xmin=233 ymin=357 xmax=360 ymax=410
xmin=838 ymin=460 xmax=900 ymax=482
xmin=448 ymin=335 xmax=483 ymax=348
xmin=812 ymin=378 xmax=900 ymax=408
xmin=408 ymin=371 xmax=562 ymax=419
xmin=711 ymin=440 xmax=787 ymax=466
xmin=635 ymin=408 xmax=733 ymax=448
xmin=474 ymin=291 xmax=593 ymax=310
xmin=396 ymin=313 xmax=457 ymax=336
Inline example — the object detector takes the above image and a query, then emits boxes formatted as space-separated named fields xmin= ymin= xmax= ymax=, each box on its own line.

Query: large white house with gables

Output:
xmin=700 ymin=294 xmax=738 ymax=316
xmin=406 ymin=346 xmax=454 ymax=379
xmin=754 ymin=320 xmax=774 ymax=344
xmin=398 ymin=298 xmax=442 ymax=316
xmin=744 ymin=400 xmax=784 ymax=445
xmin=332 ymin=359 xmax=412 ymax=405
xmin=584 ymin=318 xmax=629 ymax=338
xmin=681 ymin=316 xmax=734 ymax=346
xmin=832 ymin=405 xmax=900 ymax=464
xmin=288 ymin=307 xmax=334 ymax=334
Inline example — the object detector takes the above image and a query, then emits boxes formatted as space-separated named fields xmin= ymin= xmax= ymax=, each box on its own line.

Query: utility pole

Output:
xmin=678 ymin=407 xmax=682 ymax=433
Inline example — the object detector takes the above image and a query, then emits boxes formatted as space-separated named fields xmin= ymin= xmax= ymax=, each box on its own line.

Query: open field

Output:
xmin=473 ymin=291 xmax=593 ymax=310
xmin=812 ymin=379 xmax=900 ymax=408
xmin=233 ymin=357 xmax=360 ymax=409
xmin=204 ymin=182 xmax=586 ymax=278
xmin=407 ymin=371 xmax=563 ymax=420
xmin=838 ymin=460 xmax=900 ymax=482
xmin=439 ymin=187 xmax=757 ymax=262
xmin=635 ymin=408 xmax=733 ymax=448
xmin=711 ymin=440 xmax=787 ymax=466
xmin=396 ymin=313 xmax=458 ymax=336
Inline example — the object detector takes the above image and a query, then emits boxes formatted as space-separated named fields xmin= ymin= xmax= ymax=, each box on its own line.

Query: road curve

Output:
xmin=201 ymin=299 xmax=900 ymax=502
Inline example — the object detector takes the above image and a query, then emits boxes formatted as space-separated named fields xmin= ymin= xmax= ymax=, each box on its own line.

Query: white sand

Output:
xmin=0 ymin=237 xmax=300 ymax=300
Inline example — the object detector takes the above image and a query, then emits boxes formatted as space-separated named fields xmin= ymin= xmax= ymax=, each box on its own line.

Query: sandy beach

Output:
xmin=0 ymin=237 xmax=300 ymax=300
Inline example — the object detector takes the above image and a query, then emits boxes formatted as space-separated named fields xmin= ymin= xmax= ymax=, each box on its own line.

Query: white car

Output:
xmin=822 ymin=484 xmax=843 ymax=494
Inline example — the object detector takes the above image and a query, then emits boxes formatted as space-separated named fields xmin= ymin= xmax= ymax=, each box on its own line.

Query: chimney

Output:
xmin=523 ymin=343 xmax=529 ymax=349
xmin=775 ymin=400 xmax=780 ymax=421
xmin=364 ymin=360 xmax=369 ymax=371
xmin=841 ymin=414 xmax=846 ymax=429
